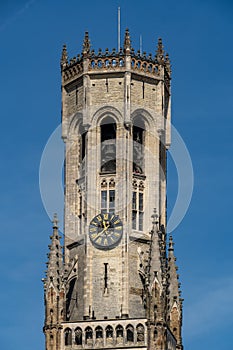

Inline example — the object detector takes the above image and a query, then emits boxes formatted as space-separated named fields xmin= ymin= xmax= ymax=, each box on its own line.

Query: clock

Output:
xmin=89 ymin=213 xmax=123 ymax=250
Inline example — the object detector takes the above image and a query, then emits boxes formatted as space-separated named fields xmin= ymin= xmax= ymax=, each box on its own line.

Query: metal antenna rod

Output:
xmin=118 ymin=6 xmax=121 ymax=52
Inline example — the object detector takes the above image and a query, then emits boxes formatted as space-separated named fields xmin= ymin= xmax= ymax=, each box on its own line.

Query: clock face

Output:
xmin=89 ymin=213 xmax=123 ymax=250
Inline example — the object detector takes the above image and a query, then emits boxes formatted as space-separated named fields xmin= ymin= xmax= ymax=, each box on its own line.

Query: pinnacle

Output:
xmin=82 ymin=31 xmax=91 ymax=56
xmin=52 ymin=213 xmax=59 ymax=229
xmin=124 ymin=28 xmax=131 ymax=53
xmin=156 ymin=37 xmax=165 ymax=63
xmin=60 ymin=44 xmax=68 ymax=67
xmin=168 ymin=235 xmax=174 ymax=251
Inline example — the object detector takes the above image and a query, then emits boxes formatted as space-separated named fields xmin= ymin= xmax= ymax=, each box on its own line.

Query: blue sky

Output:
xmin=0 ymin=0 xmax=233 ymax=349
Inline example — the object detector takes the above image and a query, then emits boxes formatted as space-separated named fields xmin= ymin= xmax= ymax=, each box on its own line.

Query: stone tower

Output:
xmin=43 ymin=29 xmax=183 ymax=350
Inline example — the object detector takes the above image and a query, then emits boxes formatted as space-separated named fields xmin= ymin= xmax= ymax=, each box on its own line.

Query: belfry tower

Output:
xmin=43 ymin=29 xmax=183 ymax=350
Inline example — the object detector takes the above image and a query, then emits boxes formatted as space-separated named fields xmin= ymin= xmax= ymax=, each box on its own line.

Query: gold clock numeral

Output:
xmin=114 ymin=232 xmax=120 ymax=237
xmin=103 ymin=238 xmax=108 ymax=246
xmin=96 ymin=215 xmax=103 ymax=222
xmin=91 ymin=221 xmax=98 ymax=227
xmin=91 ymin=233 xmax=98 ymax=239
xmin=113 ymin=219 xmax=120 ymax=225
xmin=103 ymin=213 xmax=108 ymax=220
xmin=115 ymin=226 xmax=122 ymax=230
xmin=90 ymin=227 xmax=97 ymax=232
xmin=95 ymin=237 xmax=102 ymax=244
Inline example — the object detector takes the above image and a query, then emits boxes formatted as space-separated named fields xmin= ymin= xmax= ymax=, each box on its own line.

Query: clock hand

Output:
xmin=94 ymin=224 xmax=110 ymax=239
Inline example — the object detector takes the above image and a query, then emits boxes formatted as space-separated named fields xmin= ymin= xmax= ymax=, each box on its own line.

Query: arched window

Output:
xmin=100 ymin=117 xmax=116 ymax=173
xmin=126 ymin=324 xmax=134 ymax=342
xmin=116 ymin=325 xmax=123 ymax=338
xmin=85 ymin=327 xmax=93 ymax=343
xmin=132 ymin=117 xmax=145 ymax=174
xmin=79 ymin=124 xmax=87 ymax=178
xmin=136 ymin=324 xmax=145 ymax=342
xmin=64 ymin=328 xmax=72 ymax=346
xmin=95 ymin=326 xmax=103 ymax=339
xmin=75 ymin=327 xmax=82 ymax=345
xmin=106 ymin=325 xmax=113 ymax=338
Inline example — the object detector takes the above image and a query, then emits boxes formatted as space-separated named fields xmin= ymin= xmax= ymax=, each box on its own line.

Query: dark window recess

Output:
xmin=75 ymin=328 xmax=82 ymax=345
xmin=109 ymin=190 xmax=115 ymax=213
xmin=101 ymin=122 xmax=116 ymax=173
xmin=126 ymin=325 xmax=134 ymax=342
xmin=133 ymin=125 xmax=144 ymax=174
xmin=64 ymin=329 xmax=72 ymax=346
xmin=106 ymin=326 xmax=113 ymax=338
xmin=85 ymin=327 xmax=93 ymax=342
xmin=104 ymin=263 xmax=108 ymax=290
xmin=116 ymin=325 xmax=123 ymax=338
xmin=81 ymin=132 xmax=87 ymax=160
xmin=96 ymin=326 xmax=103 ymax=339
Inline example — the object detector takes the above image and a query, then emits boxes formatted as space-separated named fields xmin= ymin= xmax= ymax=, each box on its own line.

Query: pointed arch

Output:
xmin=85 ymin=326 xmax=93 ymax=343
xmin=95 ymin=326 xmax=103 ymax=339
xmin=136 ymin=323 xmax=145 ymax=342
xmin=67 ymin=112 xmax=84 ymax=137
xmin=74 ymin=327 xmax=83 ymax=345
xmin=116 ymin=324 xmax=124 ymax=338
xmin=64 ymin=328 xmax=72 ymax=346
xmin=126 ymin=324 xmax=134 ymax=342
xmin=131 ymin=108 xmax=155 ymax=130
xmin=106 ymin=325 xmax=113 ymax=338
xmin=91 ymin=106 xmax=122 ymax=126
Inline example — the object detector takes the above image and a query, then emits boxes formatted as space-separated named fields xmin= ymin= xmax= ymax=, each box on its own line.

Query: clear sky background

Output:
xmin=0 ymin=0 xmax=232 ymax=349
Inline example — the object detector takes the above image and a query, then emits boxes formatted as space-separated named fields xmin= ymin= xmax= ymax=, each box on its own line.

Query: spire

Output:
xmin=148 ymin=209 xmax=163 ymax=288
xmin=165 ymin=53 xmax=171 ymax=75
xmin=156 ymin=38 xmax=165 ymax=64
xmin=60 ymin=44 xmax=68 ymax=69
xmin=44 ymin=214 xmax=64 ymax=291
xmin=168 ymin=234 xmax=183 ymax=348
xmin=82 ymin=31 xmax=91 ymax=57
xmin=124 ymin=28 xmax=131 ymax=54
xmin=168 ymin=235 xmax=180 ymax=301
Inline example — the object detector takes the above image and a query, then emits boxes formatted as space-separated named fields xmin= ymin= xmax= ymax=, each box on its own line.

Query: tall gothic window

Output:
xmin=101 ymin=190 xmax=115 ymax=214
xmin=132 ymin=191 xmax=144 ymax=231
xmin=133 ymin=118 xmax=145 ymax=174
xmin=101 ymin=117 xmax=116 ymax=173
xmin=79 ymin=124 xmax=87 ymax=178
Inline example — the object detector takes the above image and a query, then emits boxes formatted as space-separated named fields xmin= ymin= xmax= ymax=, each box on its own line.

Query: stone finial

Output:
xmin=165 ymin=53 xmax=171 ymax=74
xmin=156 ymin=38 xmax=165 ymax=64
xmin=60 ymin=44 xmax=68 ymax=68
xmin=168 ymin=235 xmax=174 ymax=251
xmin=124 ymin=28 xmax=131 ymax=54
xmin=52 ymin=213 xmax=59 ymax=229
xmin=82 ymin=31 xmax=91 ymax=57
